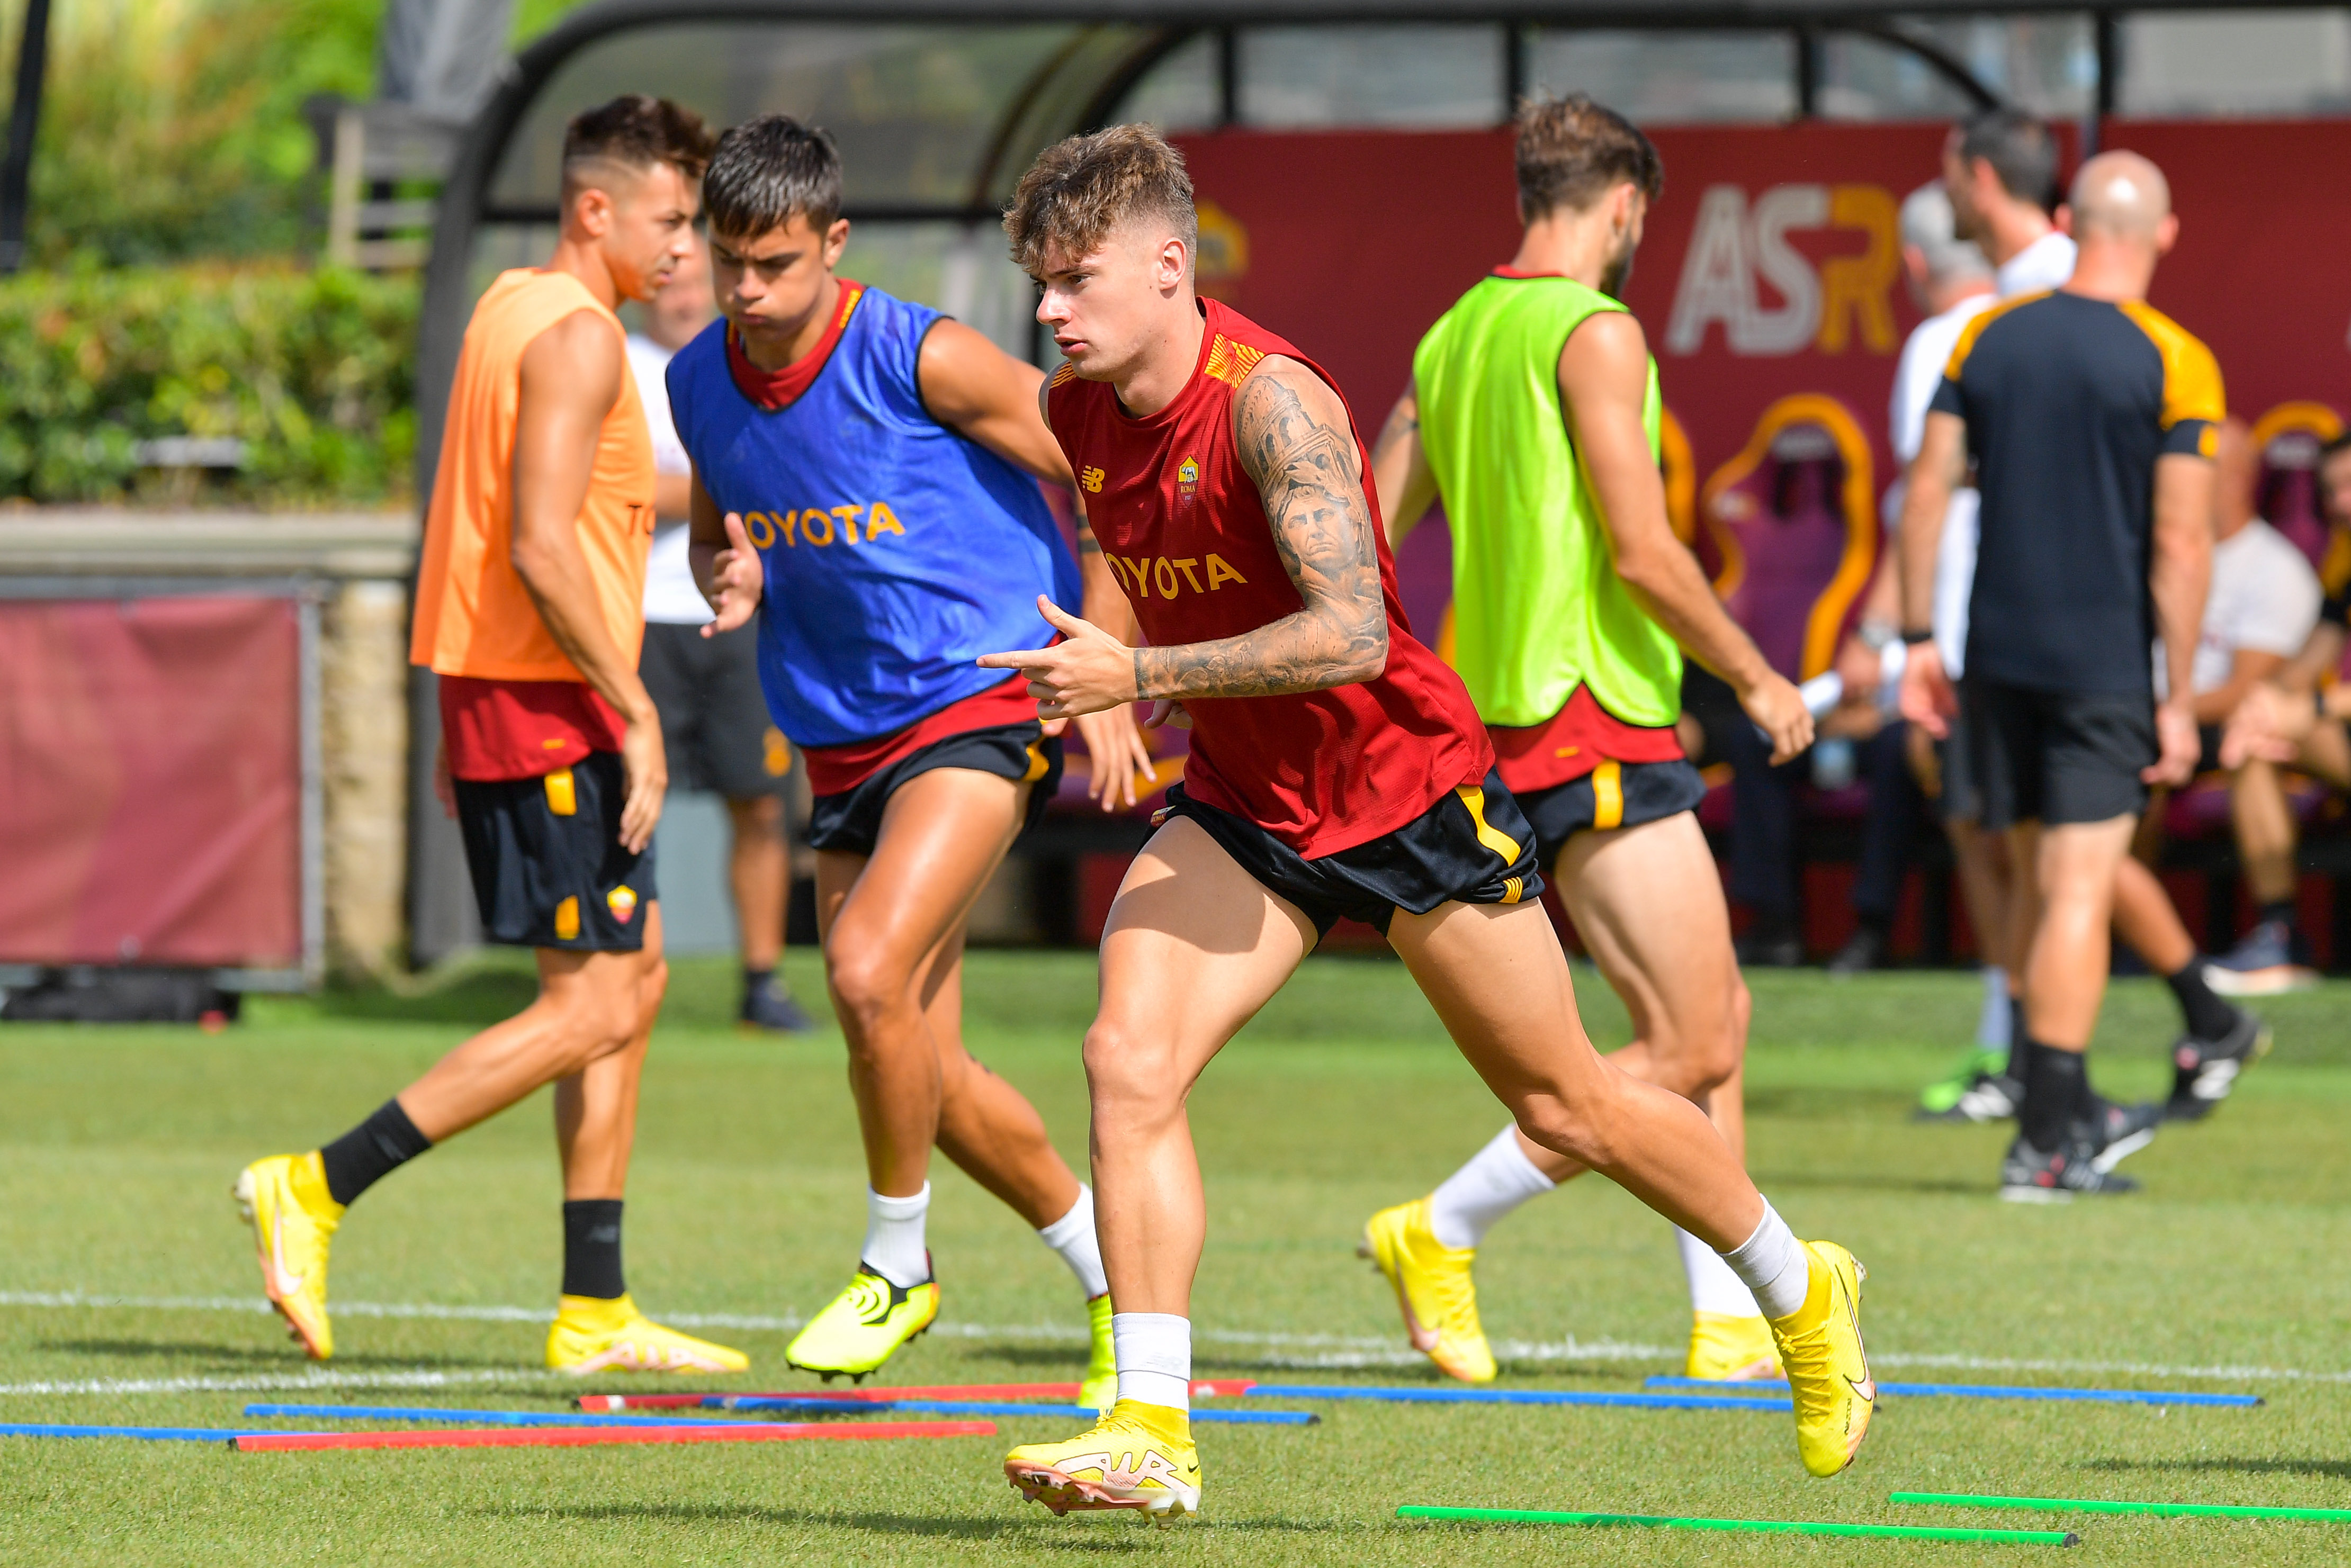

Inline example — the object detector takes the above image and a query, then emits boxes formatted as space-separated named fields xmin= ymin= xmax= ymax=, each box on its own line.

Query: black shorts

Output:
xmin=639 ymin=619 xmax=788 ymax=798
xmin=807 ymin=723 xmax=1063 ymax=857
xmin=1936 ymin=687 xmax=1982 ymax=825
xmin=452 ymin=750 xmax=657 ymax=951
xmin=1154 ymin=770 xmax=1545 ymax=940
xmin=1962 ymin=677 xmax=2155 ymax=830
xmin=1514 ymin=758 xmax=1708 ymax=864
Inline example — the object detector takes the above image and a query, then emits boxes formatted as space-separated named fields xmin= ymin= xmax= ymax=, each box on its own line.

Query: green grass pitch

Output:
xmin=2 ymin=950 xmax=2348 ymax=1564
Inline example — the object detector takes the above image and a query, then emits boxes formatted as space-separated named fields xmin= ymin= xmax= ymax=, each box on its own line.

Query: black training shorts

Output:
xmin=1962 ymin=677 xmax=2156 ymax=830
xmin=1935 ymin=686 xmax=1982 ymax=825
xmin=807 ymin=723 xmax=1063 ymax=858
xmin=453 ymin=750 xmax=657 ymax=951
xmin=1513 ymin=758 xmax=1708 ymax=863
xmin=1154 ymin=770 xmax=1545 ymax=940
xmin=639 ymin=619 xmax=789 ymax=799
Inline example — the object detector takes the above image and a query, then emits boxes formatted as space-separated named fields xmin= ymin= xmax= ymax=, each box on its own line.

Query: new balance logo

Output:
xmin=1080 ymin=466 xmax=1105 ymax=493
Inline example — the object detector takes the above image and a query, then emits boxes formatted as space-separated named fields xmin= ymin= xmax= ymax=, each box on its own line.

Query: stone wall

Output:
xmin=321 ymin=580 xmax=411 ymax=977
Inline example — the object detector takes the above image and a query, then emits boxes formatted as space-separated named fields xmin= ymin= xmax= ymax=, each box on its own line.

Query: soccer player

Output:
xmin=682 ymin=116 xmax=1152 ymax=1398
xmin=1355 ymin=96 xmax=1814 ymax=1389
xmin=983 ymin=125 xmax=1874 ymax=1518
xmin=234 ymin=96 xmax=746 ymax=1373
xmin=629 ymin=233 xmax=813 ymax=1033
xmin=1899 ymin=151 xmax=2226 ymax=1198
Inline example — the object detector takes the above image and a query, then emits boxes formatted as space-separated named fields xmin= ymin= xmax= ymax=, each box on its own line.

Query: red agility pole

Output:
xmin=579 ymin=1380 xmax=1257 ymax=1413
xmin=236 ymin=1419 xmax=994 ymax=1452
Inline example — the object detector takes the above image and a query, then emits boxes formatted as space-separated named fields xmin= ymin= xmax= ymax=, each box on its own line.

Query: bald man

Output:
xmin=1898 ymin=152 xmax=2240 ymax=1200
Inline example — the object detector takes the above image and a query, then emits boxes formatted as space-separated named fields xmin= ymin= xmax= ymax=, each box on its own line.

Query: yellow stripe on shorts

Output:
xmin=1022 ymin=741 xmax=1050 ymax=782
xmin=1455 ymin=785 xmax=1524 ymax=866
xmin=543 ymin=767 xmax=577 ymax=816
xmin=1591 ymin=760 xmax=1625 ymax=831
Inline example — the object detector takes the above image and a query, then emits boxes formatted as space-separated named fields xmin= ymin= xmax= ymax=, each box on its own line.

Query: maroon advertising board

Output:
xmin=0 ymin=596 xmax=303 ymax=969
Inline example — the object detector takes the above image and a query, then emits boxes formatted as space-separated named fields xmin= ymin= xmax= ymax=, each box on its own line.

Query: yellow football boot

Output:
xmin=1006 ymin=1399 xmax=1202 ymax=1521
xmin=232 ymin=1152 xmax=342 ymax=1360
xmin=1359 ymin=1199 xmax=1495 ymax=1383
xmin=785 ymin=1263 xmax=939 ymax=1381
xmin=1079 ymin=1293 xmax=1117 ymax=1411
xmin=1766 ymin=1240 xmax=1876 ymax=1477
xmin=1687 ymin=1310 xmax=1785 ymax=1381
xmin=546 ymin=1293 xmax=749 ymax=1374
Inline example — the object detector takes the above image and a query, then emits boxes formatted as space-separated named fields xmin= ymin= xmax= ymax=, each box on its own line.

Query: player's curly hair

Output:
xmin=1004 ymin=124 xmax=1197 ymax=276
xmin=561 ymin=95 xmax=716 ymax=188
xmin=1514 ymin=94 xmax=1663 ymax=221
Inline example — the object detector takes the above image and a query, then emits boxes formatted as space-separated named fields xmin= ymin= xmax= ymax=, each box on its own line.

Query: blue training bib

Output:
xmin=667 ymin=286 xmax=1079 ymax=747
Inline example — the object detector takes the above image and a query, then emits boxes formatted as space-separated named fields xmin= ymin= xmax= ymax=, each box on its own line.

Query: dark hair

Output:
xmin=702 ymin=114 xmax=844 ymax=239
xmin=1514 ymin=94 xmax=1663 ymax=220
xmin=561 ymin=94 xmax=715 ymax=188
xmin=1955 ymin=107 xmax=2061 ymax=213
xmin=2321 ymin=431 xmax=2351 ymax=468
xmin=1004 ymin=124 xmax=1196 ymax=274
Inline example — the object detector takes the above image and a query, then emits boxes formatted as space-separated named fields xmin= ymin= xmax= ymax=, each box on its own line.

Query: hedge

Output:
xmin=0 ymin=263 xmax=419 ymax=506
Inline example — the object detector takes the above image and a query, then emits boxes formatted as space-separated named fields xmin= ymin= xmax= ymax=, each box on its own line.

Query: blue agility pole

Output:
xmin=0 ymin=1422 xmax=322 ymax=1444
xmin=1245 ymin=1384 xmax=1790 ymax=1412
xmin=1643 ymin=1376 xmax=2262 ymax=1407
xmin=711 ymin=1395 xmax=1316 ymax=1426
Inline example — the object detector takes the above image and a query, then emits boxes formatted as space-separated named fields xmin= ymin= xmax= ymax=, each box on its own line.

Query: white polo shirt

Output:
xmin=628 ymin=332 xmax=714 ymax=627
xmin=2153 ymin=518 xmax=2322 ymax=698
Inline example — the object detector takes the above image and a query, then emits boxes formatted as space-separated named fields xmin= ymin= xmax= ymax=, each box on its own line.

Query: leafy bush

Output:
xmin=3 ymin=0 xmax=378 ymax=268
xmin=0 ymin=263 xmax=419 ymax=504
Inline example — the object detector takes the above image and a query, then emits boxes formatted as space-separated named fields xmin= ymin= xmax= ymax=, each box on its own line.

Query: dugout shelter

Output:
xmin=403 ymin=0 xmax=2351 ymax=966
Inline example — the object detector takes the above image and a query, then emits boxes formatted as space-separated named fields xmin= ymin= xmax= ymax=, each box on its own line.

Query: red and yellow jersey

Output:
xmin=1046 ymin=299 xmax=1492 ymax=857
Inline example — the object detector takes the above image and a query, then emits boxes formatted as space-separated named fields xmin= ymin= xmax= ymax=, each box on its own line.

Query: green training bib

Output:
xmin=1409 ymin=274 xmax=1682 ymax=728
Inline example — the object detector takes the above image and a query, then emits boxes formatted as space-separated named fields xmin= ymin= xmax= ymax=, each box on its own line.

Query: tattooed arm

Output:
xmin=976 ymin=357 xmax=1390 ymax=717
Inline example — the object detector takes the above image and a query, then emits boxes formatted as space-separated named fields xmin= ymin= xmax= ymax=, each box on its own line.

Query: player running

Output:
xmin=1358 ymin=95 xmax=1814 ymax=1388
xmin=234 ymin=97 xmax=744 ymax=1373
xmin=983 ymin=125 xmax=1874 ymax=1519
xmin=683 ymin=116 xmax=1151 ymax=1399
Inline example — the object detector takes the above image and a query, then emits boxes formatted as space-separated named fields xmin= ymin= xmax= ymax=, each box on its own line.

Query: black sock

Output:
xmin=2257 ymin=898 xmax=2296 ymax=933
xmin=2004 ymin=997 xmax=2028 ymax=1082
xmin=561 ymin=1199 xmax=626 ymax=1300
xmin=2165 ymin=961 xmax=2237 ymax=1041
xmin=743 ymin=965 xmax=776 ymax=993
xmin=318 ymin=1098 xmax=432 ymax=1207
xmin=1753 ymin=907 xmax=1797 ymax=943
xmin=2020 ymin=1040 xmax=2090 ymax=1151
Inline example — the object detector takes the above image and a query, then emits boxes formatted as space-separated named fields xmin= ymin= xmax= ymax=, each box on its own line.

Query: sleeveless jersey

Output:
xmin=410 ymin=268 xmax=654 ymax=680
xmin=1048 ymin=299 xmax=1492 ymax=857
xmin=1411 ymin=273 xmax=1683 ymax=731
xmin=667 ymin=283 xmax=1082 ymax=748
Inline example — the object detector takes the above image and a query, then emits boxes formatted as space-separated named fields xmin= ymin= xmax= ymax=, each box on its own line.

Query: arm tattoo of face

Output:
xmin=1132 ymin=366 xmax=1389 ymax=701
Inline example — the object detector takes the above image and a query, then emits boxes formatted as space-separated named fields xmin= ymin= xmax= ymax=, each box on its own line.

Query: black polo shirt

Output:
xmin=1931 ymin=289 xmax=2223 ymax=697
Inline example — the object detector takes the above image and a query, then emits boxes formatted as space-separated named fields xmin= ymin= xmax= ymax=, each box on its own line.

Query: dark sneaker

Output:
xmin=2084 ymin=1098 xmax=2163 ymax=1173
xmin=1735 ymin=931 xmax=1805 ymax=968
xmin=2165 ymin=1006 xmax=2273 ymax=1121
xmin=2204 ymin=921 xmax=2317 ymax=997
xmin=1826 ymin=926 xmax=1889 ymax=976
xmin=1917 ymin=1070 xmax=2022 ymax=1124
xmin=1999 ymin=1133 xmax=2142 ymax=1202
xmin=740 ymin=975 xmax=816 ymax=1033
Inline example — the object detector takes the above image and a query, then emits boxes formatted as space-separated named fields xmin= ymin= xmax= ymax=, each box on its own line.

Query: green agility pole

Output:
xmin=1894 ymin=1491 xmax=2351 ymax=1522
xmin=1398 ymin=1506 xmax=2078 ymax=1544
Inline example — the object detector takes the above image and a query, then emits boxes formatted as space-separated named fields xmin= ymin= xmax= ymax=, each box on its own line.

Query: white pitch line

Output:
xmin=3 ymin=1291 xmax=2342 ymax=1387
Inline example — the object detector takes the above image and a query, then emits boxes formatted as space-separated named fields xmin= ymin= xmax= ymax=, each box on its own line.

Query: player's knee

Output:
xmin=1515 ymin=1098 xmax=1617 ymax=1170
xmin=823 ymin=947 xmax=907 ymax=1038
xmin=1081 ymin=1020 xmax=1179 ymax=1113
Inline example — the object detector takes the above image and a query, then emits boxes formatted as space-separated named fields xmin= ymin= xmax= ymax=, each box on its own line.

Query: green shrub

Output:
xmin=0 ymin=263 xmax=418 ymax=505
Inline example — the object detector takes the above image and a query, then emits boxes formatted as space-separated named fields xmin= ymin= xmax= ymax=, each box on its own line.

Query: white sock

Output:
xmin=862 ymin=1183 xmax=930 ymax=1288
xmin=1977 ymin=966 xmax=2012 ymax=1049
xmin=1719 ymin=1202 xmax=1812 ymax=1320
xmin=1426 ymin=1125 xmax=1557 ymax=1250
xmin=1112 ymin=1311 xmax=1190 ymax=1411
xmin=1036 ymin=1184 xmax=1109 ymax=1300
xmin=1676 ymin=1226 xmax=1763 ymax=1318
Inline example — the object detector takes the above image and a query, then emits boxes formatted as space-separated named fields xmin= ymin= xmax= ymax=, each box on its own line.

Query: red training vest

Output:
xmin=1047 ymin=300 xmax=1491 ymax=857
